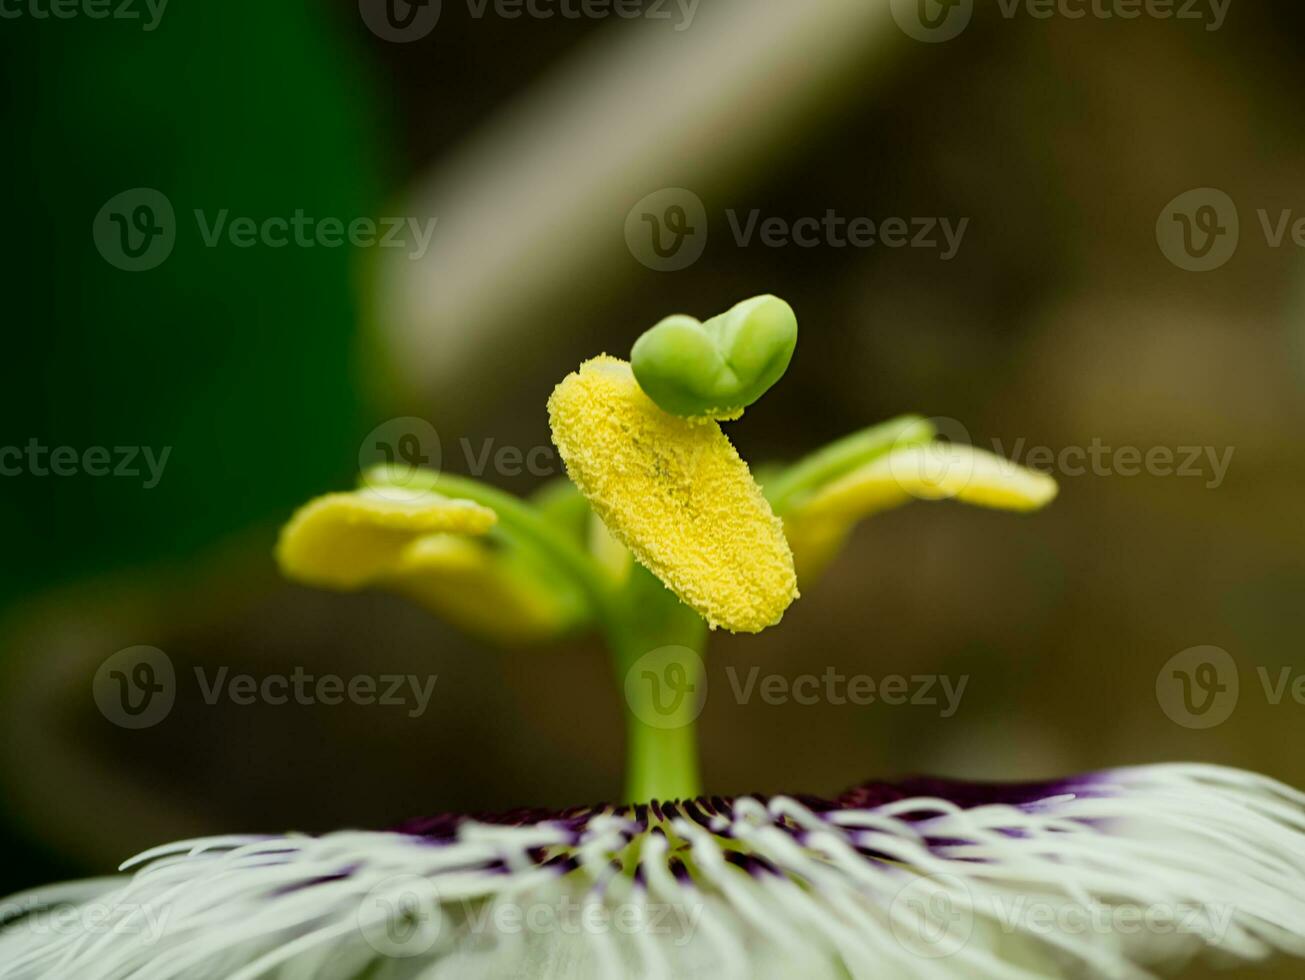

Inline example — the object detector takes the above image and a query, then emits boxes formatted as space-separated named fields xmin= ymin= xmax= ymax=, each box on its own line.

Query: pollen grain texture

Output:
xmin=548 ymin=356 xmax=797 ymax=633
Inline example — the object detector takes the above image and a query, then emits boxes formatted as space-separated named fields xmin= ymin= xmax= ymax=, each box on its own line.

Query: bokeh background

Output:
xmin=2 ymin=1 xmax=1303 ymax=975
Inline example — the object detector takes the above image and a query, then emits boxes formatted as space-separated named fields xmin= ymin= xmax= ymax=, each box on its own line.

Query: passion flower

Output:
xmin=2 ymin=297 xmax=1299 ymax=980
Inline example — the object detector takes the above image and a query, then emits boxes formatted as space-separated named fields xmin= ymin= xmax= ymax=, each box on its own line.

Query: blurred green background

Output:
xmin=1 ymin=1 xmax=1303 ymax=976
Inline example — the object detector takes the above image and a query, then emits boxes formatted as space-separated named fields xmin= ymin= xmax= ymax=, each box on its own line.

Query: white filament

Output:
xmin=0 ymin=765 xmax=1301 ymax=980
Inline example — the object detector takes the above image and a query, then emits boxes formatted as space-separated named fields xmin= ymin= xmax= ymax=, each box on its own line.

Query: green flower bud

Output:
xmin=630 ymin=294 xmax=798 ymax=419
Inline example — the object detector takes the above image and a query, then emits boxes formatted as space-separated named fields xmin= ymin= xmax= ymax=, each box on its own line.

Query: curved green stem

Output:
xmin=763 ymin=414 xmax=935 ymax=513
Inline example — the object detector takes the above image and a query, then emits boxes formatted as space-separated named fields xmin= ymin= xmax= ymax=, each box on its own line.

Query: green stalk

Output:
xmin=608 ymin=565 xmax=708 ymax=803
xmin=426 ymin=471 xmax=709 ymax=800
xmin=369 ymin=464 xmax=707 ymax=802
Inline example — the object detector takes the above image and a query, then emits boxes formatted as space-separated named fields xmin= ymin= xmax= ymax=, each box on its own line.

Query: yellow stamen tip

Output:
xmin=548 ymin=356 xmax=797 ymax=633
xmin=784 ymin=442 xmax=1059 ymax=581
xmin=800 ymin=443 xmax=1060 ymax=524
xmin=276 ymin=489 xmax=496 ymax=590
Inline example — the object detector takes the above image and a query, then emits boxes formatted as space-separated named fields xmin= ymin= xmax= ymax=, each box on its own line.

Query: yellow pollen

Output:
xmin=548 ymin=356 xmax=797 ymax=633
